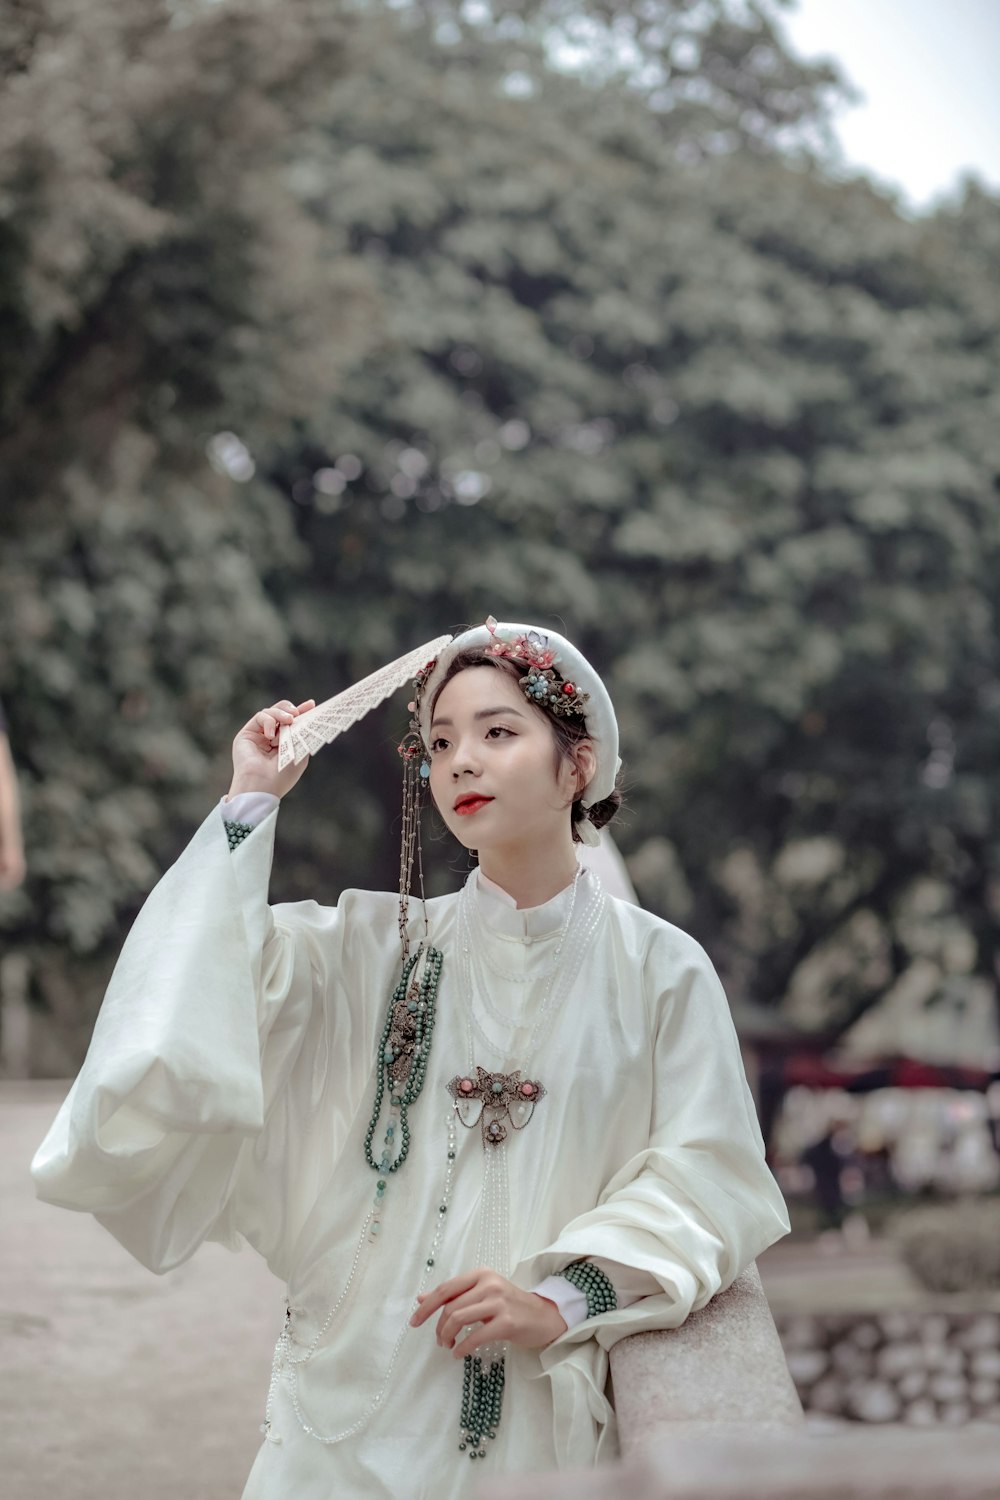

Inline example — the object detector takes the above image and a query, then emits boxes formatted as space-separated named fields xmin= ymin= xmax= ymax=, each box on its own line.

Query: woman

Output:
xmin=32 ymin=617 xmax=789 ymax=1498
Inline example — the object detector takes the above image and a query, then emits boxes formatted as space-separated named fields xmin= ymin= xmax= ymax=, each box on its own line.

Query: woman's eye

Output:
xmin=486 ymin=726 xmax=513 ymax=740
xmin=430 ymin=737 xmax=450 ymax=753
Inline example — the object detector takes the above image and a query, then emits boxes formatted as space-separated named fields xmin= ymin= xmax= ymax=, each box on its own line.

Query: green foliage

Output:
xmin=262 ymin=4 xmax=1000 ymax=1050
xmin=0 ymin=0 xmax=375 ymax=446
xmin=1 ymin=0 xmax=999 ymax=1064
xmin=0 ymin=0 xmax=375 ymax=1024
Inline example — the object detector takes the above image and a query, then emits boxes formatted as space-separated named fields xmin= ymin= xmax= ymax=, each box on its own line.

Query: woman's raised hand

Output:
xmin=228 ymin=699 xmax=316 ymax=802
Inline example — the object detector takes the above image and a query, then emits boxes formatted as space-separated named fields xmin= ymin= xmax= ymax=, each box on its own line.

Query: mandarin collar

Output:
xmin=470 ymin=865 xmax=590 ymax=941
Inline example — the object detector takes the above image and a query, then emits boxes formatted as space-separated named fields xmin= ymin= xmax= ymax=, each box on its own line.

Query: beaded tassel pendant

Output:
xmin=460 ymin=1354 xmax=506 ymax=1461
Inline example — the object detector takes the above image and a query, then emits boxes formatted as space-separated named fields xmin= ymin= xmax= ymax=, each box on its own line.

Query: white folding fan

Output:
xmin=276 ymin=635 xmax=453 ymax=771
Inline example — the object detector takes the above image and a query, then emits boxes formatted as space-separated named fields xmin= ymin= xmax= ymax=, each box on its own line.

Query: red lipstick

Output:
xmin=454 ymin=795 xmax=494 ymax=815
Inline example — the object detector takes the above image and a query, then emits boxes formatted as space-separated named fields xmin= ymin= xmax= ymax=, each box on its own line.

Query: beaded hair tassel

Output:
xmin=362 ymin=655 xmax=444 ymax=1231
xmin=396 ymin=657 xmax=438 ymax=959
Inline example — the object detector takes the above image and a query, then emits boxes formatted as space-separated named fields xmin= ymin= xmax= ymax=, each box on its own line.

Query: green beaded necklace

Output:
xmin=364 ymin=943 xmax=444 ymax=1177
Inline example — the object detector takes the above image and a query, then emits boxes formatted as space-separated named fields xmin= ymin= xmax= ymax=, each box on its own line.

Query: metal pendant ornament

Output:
xmin=447 ymin=1067 xmax=546 ymax=1148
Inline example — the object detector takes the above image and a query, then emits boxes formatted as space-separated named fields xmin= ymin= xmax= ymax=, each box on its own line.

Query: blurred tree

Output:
xmin=252 ymin=0 xmax=845 ymax=893
xmin=0 ymin=0 xmax=378 ymax=1046
xmin=262 ymin=1 xmax=1000 ymax=1049
xmin=2 ymin=0 xmax=998 ymax=1066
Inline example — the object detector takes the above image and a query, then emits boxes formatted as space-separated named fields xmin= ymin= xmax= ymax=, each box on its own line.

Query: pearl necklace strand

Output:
xmin=261 ymin=1110 xmax=459 ymax=1446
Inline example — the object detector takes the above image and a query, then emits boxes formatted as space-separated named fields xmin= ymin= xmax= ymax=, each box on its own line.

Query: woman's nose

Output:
xmin=450 ymin=737 xmax=482 ymax=777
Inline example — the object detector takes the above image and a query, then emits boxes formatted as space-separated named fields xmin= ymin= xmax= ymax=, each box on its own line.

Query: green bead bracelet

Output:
xmin=224 ymin=819 xmax=255 ymax=852
xmin=559 ymin=1259 xmax=618 ymax=1319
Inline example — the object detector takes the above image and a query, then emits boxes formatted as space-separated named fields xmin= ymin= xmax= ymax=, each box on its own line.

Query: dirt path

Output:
xmin=2 ymin=1083 xmax=281 ymax=1500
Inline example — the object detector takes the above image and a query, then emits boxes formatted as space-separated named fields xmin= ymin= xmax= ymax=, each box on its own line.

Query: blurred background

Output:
xmin=2 ymin=0 xmax=1000 ymax=1480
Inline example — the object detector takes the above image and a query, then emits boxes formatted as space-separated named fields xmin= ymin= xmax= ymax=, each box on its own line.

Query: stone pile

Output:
xmin=776 ymin=1311 xmax=1000 ymax=1426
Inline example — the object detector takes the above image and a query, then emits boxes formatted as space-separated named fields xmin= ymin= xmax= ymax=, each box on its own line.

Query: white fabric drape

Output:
xmin=32 ymin=807 xmax=789 ymax=1498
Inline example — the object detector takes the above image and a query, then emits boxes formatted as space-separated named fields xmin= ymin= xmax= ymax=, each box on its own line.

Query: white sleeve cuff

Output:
xmin=219 ymin=792 xmax=280 ymax=827
xmin=532 ymin=1275 xmax=588 ymax=1330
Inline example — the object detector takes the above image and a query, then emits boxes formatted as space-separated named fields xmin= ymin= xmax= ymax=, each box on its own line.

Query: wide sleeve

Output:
xmin=517 ymin=928 xmax=789 ymax=1348
xmin=511 ymin=928 xmax=789 ymax=1463
xmin=30 ymin=804 xmax=380 ymax=1279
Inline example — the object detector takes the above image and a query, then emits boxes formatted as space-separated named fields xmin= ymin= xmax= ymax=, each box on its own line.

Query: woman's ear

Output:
xmin=572 ymin=741 xmax=597 ymax=795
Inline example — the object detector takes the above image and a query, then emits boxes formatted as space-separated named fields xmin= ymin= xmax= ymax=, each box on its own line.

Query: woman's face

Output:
xmin=427 ymin=666 xmax=587 ymax=853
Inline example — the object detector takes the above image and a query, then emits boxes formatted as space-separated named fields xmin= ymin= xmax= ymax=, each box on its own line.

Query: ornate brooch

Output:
xmin=446 ymin=1067 xmax=547 ymax=1148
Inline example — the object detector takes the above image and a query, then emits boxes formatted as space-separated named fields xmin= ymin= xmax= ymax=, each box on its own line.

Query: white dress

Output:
xmin=32 ymin=807 xmax=789 ymax=1498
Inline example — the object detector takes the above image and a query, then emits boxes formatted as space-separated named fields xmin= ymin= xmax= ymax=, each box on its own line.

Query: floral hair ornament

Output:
xmin=416 ymin=615 xmax=621 ymax=847
xmin=482 ymin=617 xmax=591 ymax=719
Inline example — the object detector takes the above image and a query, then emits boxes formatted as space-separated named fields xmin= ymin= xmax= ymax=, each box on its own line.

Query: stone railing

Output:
xmin=609 ymin=1261 xmax=803 ymax=1449
xmin=478 ymin=1264 xmax=1000 ymax=1498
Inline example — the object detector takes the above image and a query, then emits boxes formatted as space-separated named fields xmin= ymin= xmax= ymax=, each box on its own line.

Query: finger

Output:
xmin=412 ymin=1283 xmax=455 ymax=1326
xmin=257 ymin=709 xmax=293 ymax=740
xmin=435 ymin=1289 xmax=497 ymax=1343
xmin=443 ymin=1269 xmax=504 ymax=1317
xmin=294 ymin=699 xmax=315 ymax=713
xmin=437 ymin=1297 xmax=496 ymax=1348
xmin=410 ymin=1272 xmax=481 ymax=1326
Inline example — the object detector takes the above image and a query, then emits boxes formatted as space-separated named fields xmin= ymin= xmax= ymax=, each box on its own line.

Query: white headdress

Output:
xmin=416 ymin=617 xmax=621 ymax=845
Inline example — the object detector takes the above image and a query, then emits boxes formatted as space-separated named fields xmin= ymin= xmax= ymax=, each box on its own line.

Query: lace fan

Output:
xmin=277 ymin=634 xmax=453 ymax=770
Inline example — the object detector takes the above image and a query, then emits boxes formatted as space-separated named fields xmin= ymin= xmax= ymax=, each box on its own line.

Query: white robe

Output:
xmin=31 ymin=807 xmax=789 ymax=1497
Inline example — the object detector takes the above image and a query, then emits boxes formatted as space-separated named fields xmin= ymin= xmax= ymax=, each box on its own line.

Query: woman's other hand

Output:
xmin=228 ymin=699 xmax=316 ymax=801
xmin=410 ymin=1268 xmax=567 ymax=1357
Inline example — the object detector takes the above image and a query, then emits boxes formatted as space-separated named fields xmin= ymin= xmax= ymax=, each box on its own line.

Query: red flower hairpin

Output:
xmin=482 ymin=617 xmax=589 ymax=718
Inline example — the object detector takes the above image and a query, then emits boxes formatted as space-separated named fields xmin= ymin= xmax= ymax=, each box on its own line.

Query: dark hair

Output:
xmin=429 ymin=648 xmax=621 ymax=843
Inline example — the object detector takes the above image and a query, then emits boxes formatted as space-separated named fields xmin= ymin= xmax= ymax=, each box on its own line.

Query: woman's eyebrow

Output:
xmin=429 ymin=707 xmax=528 ymax=730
